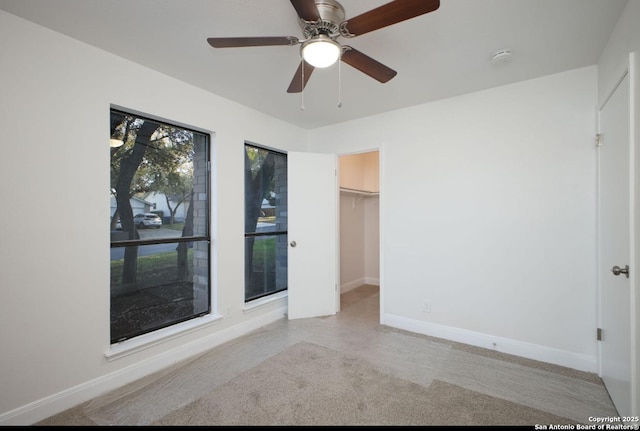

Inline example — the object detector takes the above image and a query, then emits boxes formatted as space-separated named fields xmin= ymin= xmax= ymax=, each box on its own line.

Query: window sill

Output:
xmin=243 ymin=291 xmax=288 ymax=314
xmin=105 ymin=313 xmax=223 ymax=361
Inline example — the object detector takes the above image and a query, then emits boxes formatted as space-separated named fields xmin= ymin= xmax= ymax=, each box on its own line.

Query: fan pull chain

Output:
xmin=337 ymin=56 xmax=342 ymax=108
xmin=300 ymin=62 xmax=305 ymax=111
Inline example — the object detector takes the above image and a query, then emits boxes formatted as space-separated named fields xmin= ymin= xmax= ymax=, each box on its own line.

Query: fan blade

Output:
xmin=290 ymin=0 xmax=320 ymax=21
xmin=207 ymin=36 xmax=298 ymax=48
xmin=341 ymin=0 xmax=440 ymax=37
xmin=341 ymin=47 xmax=397 ymax=83
xmin=287 ymin=61 xmax=315 ymax=93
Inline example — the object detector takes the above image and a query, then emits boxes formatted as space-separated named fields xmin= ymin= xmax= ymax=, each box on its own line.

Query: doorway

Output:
xmin=338 ymin=150 xmax=380 ymax=314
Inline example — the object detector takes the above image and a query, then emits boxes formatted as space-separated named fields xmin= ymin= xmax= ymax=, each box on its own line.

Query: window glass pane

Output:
xmin=244 ymin=235 xmax=288 ymax=302
xmin=244 ymin=144 xmax=287 ymax=302
xmin=110 ymin=241 xmax=209 ymax=342
xmin=244 ymin=145 xmax=287 ymax=234
xmin=110 ymin=109 xmax=210 ymax=343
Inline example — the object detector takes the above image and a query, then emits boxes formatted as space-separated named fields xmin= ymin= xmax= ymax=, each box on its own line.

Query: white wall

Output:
xmin=0 ymin=11 xmax=307 ymax=425
xmin=339 ymin=192 xmax=366 ymax=290
xmin=364 ymin=196 xmax=380 ymax=285
xmin=339 ymin=193 xmax=380 ymax=291
xmin=596 ymin=0 xmax=640 ymax=416
xmin=309 ymin=66 xmax=599 ymax=372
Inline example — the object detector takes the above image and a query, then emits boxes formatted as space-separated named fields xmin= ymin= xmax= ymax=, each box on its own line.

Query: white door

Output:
xmin=598 ymin=71 xmax=631 ymax=417
xmin=288 ymin=151 xmax=338 ymax=319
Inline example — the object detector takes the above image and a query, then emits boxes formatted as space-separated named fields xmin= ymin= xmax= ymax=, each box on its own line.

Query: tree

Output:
xmin=177 ymin=191 xmax=194 ymax=279
xmin=112 ymin=117 xmax=158 ymax=289
xmin=110 ymin=113 xmax=195 ymax=292
xmin=156 ymin=171 xmax=193 ymax=225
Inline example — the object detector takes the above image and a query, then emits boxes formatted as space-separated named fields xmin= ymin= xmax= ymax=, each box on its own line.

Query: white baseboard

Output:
xmin=340 ymin=277 xmax=380 ymax=293
xmin=0 ymin=304 xmax=287 ymax=426
xmin=340 ymin=277 xmax=366 ymax=293
xmin=383 ymin=313 xmax=597 ymax=373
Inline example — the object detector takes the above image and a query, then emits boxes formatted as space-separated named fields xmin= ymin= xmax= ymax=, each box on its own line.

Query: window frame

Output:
xmin=244 ymin=142 xmax=288 ymax=303
xmin=110 ymin=108 xmax=212 ymax=344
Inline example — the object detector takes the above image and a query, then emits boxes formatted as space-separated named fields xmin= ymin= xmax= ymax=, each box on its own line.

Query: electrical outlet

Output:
xmin=423 ymin=301 xmax=431 ymax=313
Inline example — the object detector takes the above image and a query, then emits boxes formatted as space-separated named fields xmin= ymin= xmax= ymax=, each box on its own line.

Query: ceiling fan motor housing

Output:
xmin=300 ymin=0 xmax=345 ymax=39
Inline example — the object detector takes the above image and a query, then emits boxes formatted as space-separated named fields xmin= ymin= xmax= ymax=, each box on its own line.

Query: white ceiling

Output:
xmin=0 ymin=0 xmax=628 ymax=129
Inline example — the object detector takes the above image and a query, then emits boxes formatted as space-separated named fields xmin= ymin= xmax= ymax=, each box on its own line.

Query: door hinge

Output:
xmin=597 ymin=327 xmax=602 ymax=341
xmin=595 ymin=133 xmax=603 ymax=147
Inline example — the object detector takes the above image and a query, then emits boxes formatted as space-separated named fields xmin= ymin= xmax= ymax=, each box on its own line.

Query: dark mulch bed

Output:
xmin=111 ymin=281 xmax=206 ymax=343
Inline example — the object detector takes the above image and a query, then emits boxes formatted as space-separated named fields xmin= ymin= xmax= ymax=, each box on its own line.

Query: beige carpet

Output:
xmin=149 ymin=341 xmax=575 ymax=426
xmin=35 ymin=285 xmax=617 ymax=426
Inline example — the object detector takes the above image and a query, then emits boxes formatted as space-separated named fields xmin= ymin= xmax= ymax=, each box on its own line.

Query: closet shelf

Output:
xmin=339 ymin=187 xmax=379 ymax=197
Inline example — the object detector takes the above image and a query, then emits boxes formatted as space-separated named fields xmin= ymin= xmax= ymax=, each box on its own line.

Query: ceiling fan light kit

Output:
xmin=206 ymin=0 xmax=440 ymax=94
xmin=301 ymin=35 xmax=341 ymax=68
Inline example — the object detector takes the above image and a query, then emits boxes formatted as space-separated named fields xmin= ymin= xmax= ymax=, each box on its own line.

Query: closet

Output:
xmin=338 ymin=150 xmax=380 ymax=294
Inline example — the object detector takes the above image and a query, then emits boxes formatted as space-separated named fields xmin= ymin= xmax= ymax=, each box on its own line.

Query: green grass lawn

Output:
xmin=251 ymin=237 xmax=275 ymax=271
xmin=111 ymin=236 xmax=277 ymax=291
xmin=111 ymin=248 xmax=193 ymax=287
xmin=164 ymin=222 xmax=185 ymax=231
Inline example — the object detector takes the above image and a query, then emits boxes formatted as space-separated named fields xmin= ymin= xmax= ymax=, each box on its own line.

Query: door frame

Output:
xmin=336 ymin=147 xmax=384 ymax=324
xmin=631 ymin=51 xmax=639 ymax=418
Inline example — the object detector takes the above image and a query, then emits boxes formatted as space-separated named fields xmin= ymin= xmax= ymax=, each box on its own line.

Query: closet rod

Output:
xmin=339 ymin=187 xmax=379 ymax=196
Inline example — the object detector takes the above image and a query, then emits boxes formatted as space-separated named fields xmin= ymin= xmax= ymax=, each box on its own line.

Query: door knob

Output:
xmin=611 ymin=265 xmax=629 ymax=278
xmin=290 ymin=241 xmax=297 ymax=247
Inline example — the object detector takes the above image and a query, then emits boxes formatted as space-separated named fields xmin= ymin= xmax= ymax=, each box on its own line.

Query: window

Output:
xmin=110 ymin=109 xmax=210 ymax=343
xmin=244 ymin=143 xmax=287 ymax=302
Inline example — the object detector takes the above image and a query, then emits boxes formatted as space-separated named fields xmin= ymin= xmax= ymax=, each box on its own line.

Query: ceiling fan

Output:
xmin=207 ymin=0 xmax=440 ymax=93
